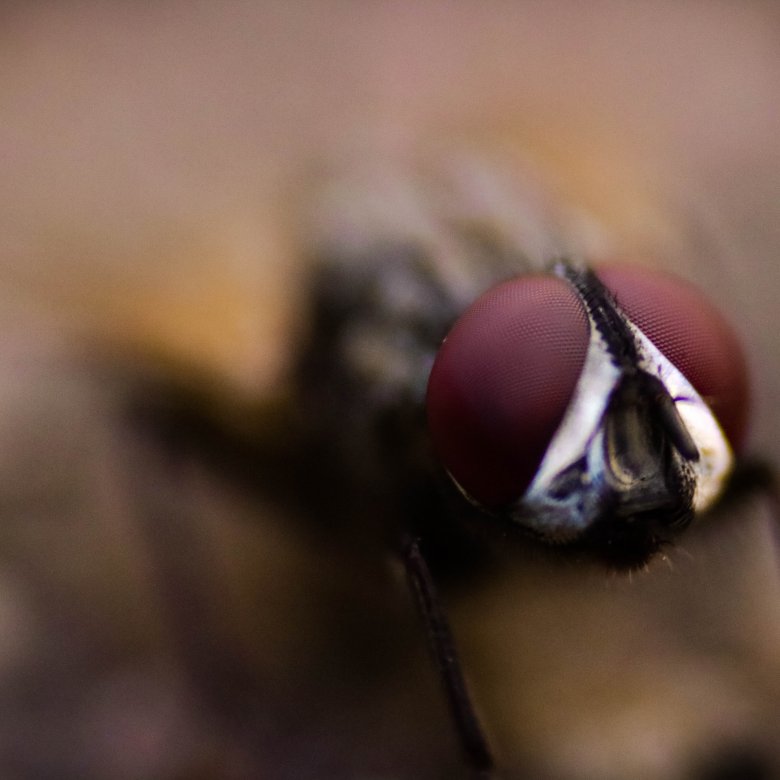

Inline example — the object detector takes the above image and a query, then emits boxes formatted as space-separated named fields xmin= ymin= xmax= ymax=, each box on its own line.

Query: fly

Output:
xmin=292 ymin=155 xmax=760 ymax=776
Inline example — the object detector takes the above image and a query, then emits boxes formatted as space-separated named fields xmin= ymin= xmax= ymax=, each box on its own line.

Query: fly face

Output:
xmin=427 ymin=260 xmax=746 ymax=567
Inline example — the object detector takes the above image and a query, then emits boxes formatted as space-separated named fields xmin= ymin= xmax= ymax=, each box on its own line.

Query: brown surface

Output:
xmin=0 ymin=3 xmax=779 ymax=778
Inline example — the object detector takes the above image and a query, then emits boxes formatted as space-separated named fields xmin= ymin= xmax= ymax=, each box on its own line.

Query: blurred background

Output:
xmin=1 ymin=2 xmax=779 ymax=778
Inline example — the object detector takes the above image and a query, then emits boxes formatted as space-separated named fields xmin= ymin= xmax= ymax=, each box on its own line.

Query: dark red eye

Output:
xmin=596 ymin=264 xmax=750 ymax=451
xmin=426 ymin=275 xmax=589 ymax=508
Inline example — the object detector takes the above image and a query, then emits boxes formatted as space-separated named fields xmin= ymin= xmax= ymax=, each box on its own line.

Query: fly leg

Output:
xmin=399 ymin=533 xmax=495 ymax=778
xmin=720 ymin=458 xmax=780 ymax=569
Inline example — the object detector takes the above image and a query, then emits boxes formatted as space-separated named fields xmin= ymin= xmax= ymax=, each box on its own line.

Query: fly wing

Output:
xmin=298 ymin=151 xmax=571 ymax=311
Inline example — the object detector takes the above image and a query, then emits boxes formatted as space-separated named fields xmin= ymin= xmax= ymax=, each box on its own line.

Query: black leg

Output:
xmin=721 ymin=457 xmax=780 ymax=566
xmin=400 ymin=534 xmax=495 ymax=777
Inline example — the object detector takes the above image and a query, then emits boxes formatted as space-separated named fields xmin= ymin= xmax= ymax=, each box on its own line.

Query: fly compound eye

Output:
xmin=596 ymin=264 xmax=750 ymax=452
xmin=426 ymin=276 xmax=589 ymax=508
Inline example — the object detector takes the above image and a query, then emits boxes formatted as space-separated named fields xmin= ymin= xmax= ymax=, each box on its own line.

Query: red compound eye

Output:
xmin=426 ymin=275 xmax=589 ymax=508
xmin=597 ymin=264 xmax=750 ymax=451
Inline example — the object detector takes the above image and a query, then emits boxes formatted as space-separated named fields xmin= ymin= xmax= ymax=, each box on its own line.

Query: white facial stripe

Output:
xmin=517 ymin=312 xmax=620 ymax=539
xmin=528 ymin=323 xmax=619 ymax=495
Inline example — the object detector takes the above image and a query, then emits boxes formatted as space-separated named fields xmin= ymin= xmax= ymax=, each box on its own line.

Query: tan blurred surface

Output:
xmin=0 ymin=2 xmax=779 ymax=778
